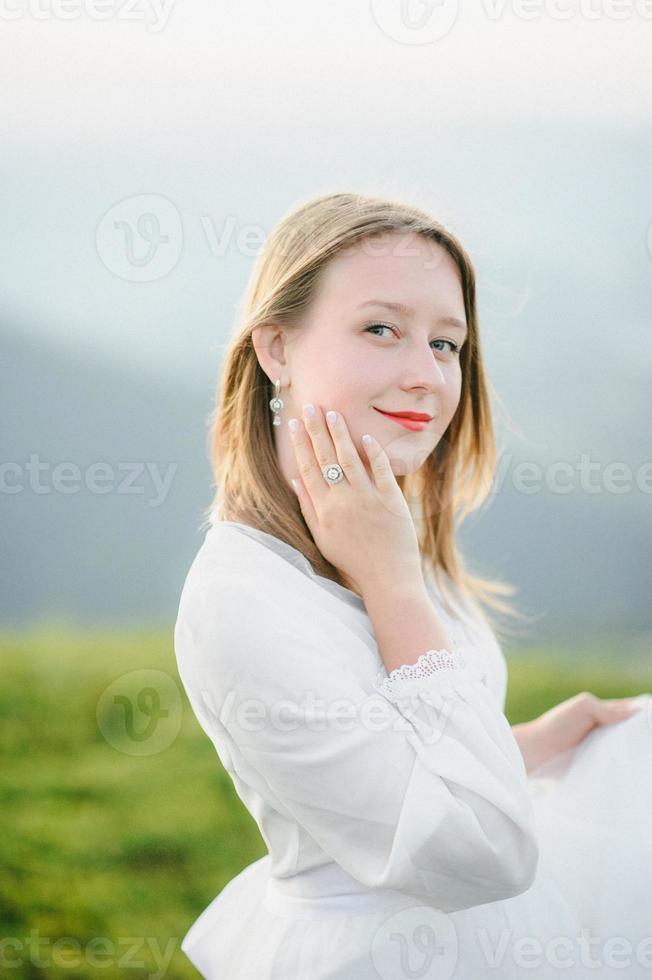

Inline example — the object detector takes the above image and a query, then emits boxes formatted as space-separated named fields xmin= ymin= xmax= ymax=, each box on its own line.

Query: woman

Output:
xmin=174 ymin=192 xmax=651 ymax=978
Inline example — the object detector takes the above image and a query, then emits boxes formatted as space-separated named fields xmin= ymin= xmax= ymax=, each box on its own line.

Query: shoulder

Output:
xmin=179 ymin=522 xmax=301 ymax=608
xmin=176 ymin=523 xmax=358 ymax=676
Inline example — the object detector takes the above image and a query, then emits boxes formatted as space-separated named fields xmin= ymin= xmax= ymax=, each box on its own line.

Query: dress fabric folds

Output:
xmin=173 ymin=519 xmax=652 ymax=979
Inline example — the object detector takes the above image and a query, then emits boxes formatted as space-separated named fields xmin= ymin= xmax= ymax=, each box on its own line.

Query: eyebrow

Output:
xmin=356 ymin=299 xmax=468 ymax=336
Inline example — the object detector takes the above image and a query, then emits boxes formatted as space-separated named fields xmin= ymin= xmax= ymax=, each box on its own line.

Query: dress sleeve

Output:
xmin=191 ymin=572 xmax=539 ymax=913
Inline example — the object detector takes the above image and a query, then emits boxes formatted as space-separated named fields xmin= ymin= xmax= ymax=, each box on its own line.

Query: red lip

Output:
xmin=373 ymin=408 xmax=433 ymax=421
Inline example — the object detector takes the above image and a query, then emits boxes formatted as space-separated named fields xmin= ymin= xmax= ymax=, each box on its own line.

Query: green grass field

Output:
xmin=1 ymin=627 xmax=649 ymax=979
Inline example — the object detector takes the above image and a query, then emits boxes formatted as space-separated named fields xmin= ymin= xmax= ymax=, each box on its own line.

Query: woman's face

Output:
xmin=262 ymin=231 xmax=468 ymax=484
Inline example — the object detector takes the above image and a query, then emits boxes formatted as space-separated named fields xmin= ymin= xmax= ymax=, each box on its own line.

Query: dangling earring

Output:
xmin=269 ymin=378 xmax=284 ymax=426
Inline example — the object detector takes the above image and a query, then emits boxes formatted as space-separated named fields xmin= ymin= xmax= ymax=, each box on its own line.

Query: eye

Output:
xmin=364 ymin=323 xmax=462 ymax=356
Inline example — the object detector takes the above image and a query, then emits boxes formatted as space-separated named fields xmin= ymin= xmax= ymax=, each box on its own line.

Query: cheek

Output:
xmin=309 ymin=344 xmax=360 ymax=391
xmin=454 ymin=372 xmax=464 ymax=404
xmin=316 ymin=356 xmax=378 ymax=408
xmin=442 ymin=367 xmax=463 ymax=406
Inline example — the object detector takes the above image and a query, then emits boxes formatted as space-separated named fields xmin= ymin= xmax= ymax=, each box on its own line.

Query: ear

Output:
xmin=251 ymin=322 xmax=289 ymax=384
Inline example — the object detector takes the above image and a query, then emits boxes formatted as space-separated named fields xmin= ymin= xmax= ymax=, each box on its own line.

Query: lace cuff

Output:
xmin=372 ymin=648 xmax=470 ymax=703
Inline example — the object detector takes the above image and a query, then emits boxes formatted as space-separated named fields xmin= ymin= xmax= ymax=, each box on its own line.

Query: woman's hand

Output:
xmin=513 ymin=692 xmax=642 ymax=775
xmin=287 ymin=404 xmax=423 ymax=598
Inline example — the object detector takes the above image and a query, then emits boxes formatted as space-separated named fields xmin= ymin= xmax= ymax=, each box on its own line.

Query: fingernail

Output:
xmin=303 ymin=403 xmax=315 ymax=418
xmin=326 ymin=410 xmax=337 ymax=425
xmin=288 ymin=418 xmax=301 ymax=433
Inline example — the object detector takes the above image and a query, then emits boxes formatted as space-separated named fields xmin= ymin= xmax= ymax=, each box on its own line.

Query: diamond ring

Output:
xmin=322 ymin=463 xmax=344 ymax=485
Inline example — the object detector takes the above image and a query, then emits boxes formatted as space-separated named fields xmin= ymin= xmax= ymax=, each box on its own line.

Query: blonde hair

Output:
xmin=201 ymin=191 xmax=536 ymax=645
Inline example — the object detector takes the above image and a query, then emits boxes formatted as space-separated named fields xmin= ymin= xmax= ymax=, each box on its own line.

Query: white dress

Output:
xmin=173 ymin=518 xmax=652 ymax=979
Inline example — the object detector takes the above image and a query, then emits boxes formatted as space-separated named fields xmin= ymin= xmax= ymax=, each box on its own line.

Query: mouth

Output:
xmin=373 ymin=407 xmax=432 ymax=431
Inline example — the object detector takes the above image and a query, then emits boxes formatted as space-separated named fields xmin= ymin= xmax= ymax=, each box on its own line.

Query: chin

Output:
xmin=385 ymin=446 xmax=435 ymax=478
xmin=387 ymin=456 xmax=417 ymax=478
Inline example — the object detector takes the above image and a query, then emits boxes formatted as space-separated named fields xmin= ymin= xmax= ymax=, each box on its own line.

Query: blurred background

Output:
xmin=1 ymin=2 xmax=650 ymax=977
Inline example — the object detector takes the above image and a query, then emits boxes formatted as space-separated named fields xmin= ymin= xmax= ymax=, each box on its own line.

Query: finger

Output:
xmin=602 ymin=697 xmax=637 ymax=710
xmin=301 ymin=404 xmax=350 ymax=489
xmin=325 ymin=409 xmax=371 ymax=490
xmin=290 ymin=476 xmax=318 ymax=531
xmin=595 ymin=698 xmax=638 ymax=724
xmin=287 ymin=416 xmax=330 ymax=504
xmin=611 ymin=698 xmax=639 ymax=715
xmin=359 ymin=432 xmax=400 ymax=495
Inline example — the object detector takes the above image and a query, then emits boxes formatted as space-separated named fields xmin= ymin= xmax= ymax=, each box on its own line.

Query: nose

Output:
xmin=399 ymin=340 xmax=447 ymax=394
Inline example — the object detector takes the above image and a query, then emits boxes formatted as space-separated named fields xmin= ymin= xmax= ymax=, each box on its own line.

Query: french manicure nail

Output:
xmin=288 ymin=418 xmax=301 ymax=432
xmin=326 ymin=411 xmax=337 ymax=425
xmin=303 ymin=403 xmax=315 ymax=418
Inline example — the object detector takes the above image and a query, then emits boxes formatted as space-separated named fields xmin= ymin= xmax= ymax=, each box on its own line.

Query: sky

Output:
xmin=1 ymin=1 xmax=651 ymax=636
xmin=1 ymin=1 xmax=650 ymax=434
xmin=1 ymin=1 xmax=651 ymax=137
